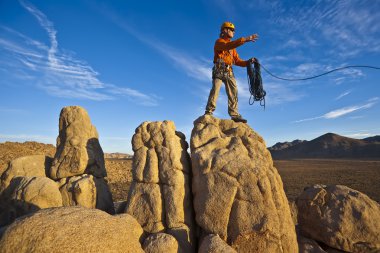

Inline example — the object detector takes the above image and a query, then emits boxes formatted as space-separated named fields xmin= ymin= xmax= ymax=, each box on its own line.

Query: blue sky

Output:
xmin=1 ymin=0 xmax=379 ymax=154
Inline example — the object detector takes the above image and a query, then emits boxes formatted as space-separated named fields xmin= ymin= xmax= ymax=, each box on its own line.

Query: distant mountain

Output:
xmin=269 ymin=139 xmax=306 ymax=151
xmin=363 ymin=136 xmax=380 ymax=143
xmin=104 ymin=152 xmax=132 ymax=159
xmin=269 ymin=133 xmax=380 ymax=160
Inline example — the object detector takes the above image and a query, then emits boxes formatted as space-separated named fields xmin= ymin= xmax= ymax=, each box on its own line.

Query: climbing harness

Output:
xmin=212 ymin=58 xmax=234 ymax=81
xmin=247 ymin=59 xmax=266 ymax=108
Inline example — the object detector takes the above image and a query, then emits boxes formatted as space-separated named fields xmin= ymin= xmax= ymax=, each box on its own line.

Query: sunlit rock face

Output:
xmin=49 ymin=106 xmax=106 ymax=180
xmin=297 ymin=184 xmax=380 ymax=253
xmin=190 ymin=115 xmax=298 ymax=253
xmin=124 ymin=120 xmax=196 ymax=253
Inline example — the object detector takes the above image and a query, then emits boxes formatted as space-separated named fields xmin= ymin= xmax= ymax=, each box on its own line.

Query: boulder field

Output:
xmin=1 ymin=106 xmax=379 ymax=253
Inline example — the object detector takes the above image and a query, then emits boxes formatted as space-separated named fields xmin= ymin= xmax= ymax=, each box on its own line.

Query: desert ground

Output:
xmin=1 ymin=142 xmax=379 ymax=203
xmin=274 ymin=159 xmax=380 ymax=203
xmin=106 ymin=157 xmax=380 ymax=203
xmin=106 ymin=158 xmax=133 ymax=202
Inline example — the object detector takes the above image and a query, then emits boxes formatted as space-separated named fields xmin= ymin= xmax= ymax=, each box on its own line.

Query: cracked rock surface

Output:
xmin=190 ymin=115 xmax=298 ymax=253
xmin=297 ymin=184 xmax=380 ymax=253
xmin=49 ymin=106 xmax=106 ymax=179
xmin=124 ymin=121 xmax=195 ymax=253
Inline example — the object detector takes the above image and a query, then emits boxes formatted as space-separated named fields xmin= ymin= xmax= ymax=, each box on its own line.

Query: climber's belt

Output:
xmin=212 ymin=61 xmax=234 ymax=80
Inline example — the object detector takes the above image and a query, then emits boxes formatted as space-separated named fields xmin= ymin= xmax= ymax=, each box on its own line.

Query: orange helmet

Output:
xmin=221 ymin=21 xmax=235 ymax=31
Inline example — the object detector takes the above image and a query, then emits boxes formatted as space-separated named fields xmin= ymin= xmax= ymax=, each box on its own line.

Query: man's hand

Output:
xmin=246 ymin=34 xmax=259 ymax=42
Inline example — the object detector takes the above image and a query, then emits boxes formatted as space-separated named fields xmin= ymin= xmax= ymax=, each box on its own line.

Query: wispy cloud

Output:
xmin=294 ymin=98 xmax=378 ymax=123
xmin=0 ymin=107 xmax=27 ymax=113
xmin=0 ymin=133 xmax=55 ymax=143
xmin=0 ymin=0 xmax=158 ymax=106
xmin=102 ymin=7 xmax=211 ymax=82
xmin=335 ymin=90 xmax=352 ymax=100
xmin=267 ymin=0 xmax=380 ymax=58
xmin=345 ymin=132 xmax=373 ymax=139
xmin=152 ymin=42 xmax=212 ymax=82
xmin=236 ymin=76 xmax=304 ymax=106
xmin=282 ymin=39 xmax=301 ymax=48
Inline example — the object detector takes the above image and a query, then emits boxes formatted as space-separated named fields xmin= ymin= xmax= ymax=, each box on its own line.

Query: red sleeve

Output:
xmin=214 ymin=37 xmax=246 ymax=51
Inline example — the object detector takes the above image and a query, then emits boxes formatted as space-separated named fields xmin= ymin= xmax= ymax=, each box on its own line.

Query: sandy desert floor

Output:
xmin=105 ymin=158 xmax=380 ymax=203
xmin=274 ymin=159 xmax=380 ymax=203
xmin=1 ymin=142 xmax=378 ymax=203
xmin=105 ymin=158 xmax=133 ymax=202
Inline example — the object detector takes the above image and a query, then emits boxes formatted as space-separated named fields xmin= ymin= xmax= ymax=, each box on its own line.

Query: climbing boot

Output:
xmin=231 ymin=115 xmax=247 ymax=123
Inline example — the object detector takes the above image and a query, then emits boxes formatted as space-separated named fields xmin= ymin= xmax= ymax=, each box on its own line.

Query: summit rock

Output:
xmin=190 ymin=115 xmax=298 ymax=253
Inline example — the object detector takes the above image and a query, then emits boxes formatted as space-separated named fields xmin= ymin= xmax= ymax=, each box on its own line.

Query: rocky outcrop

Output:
xmin=58 ymin=174 xmax=114 ymax=213
xmin=124 ymin=121 xmax=195 ymax=252
xmin=297 ymin=184 xmax=380 ymax=253
xmin=0 ymin=106 xmax=114 ymax=226
xmin=0 ymin=155 xmax=59 ymax=225
xmin=0 ymin=155 xmax=52 ymax=192
xmin=199 ymin=234 xmax=237 ymax=253
xmin=0 ymin=176 xmax=63 ymax=226
xmin=190 ymin=115 xmax=298 ymax=252
xmin=142 ymin=233 xmax=179 ymax=253
xmin=49 ymin=106 xmax=106 ymax=179
xmin=0 ymin=206 xmax=144 ymax=253
xmin=4 ymin=176 xmax=62 ymax=209
xmin=49 ymin=106 xmax=114 ymax=213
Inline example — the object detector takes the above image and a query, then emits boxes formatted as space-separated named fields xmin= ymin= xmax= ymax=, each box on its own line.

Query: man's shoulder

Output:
xmin=215 ymin=38 xmax=228 ymax=43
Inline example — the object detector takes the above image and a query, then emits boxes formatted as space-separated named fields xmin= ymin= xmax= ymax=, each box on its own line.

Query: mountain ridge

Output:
xmin=269 ymin=133 xmax=380 ymax=160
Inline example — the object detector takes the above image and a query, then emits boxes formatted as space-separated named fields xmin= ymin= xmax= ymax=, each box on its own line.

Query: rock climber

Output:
xmin=205 ymin=21 xmax=259 ymax=123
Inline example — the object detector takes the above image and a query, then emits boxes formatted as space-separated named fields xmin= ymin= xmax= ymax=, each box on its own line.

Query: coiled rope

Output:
xmin=247 ymin=59 xmax=266 ymax=108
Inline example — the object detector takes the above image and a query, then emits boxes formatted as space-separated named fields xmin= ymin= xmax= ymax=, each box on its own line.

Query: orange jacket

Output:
xmin=213 ymin=37 xmax=248 ymax=67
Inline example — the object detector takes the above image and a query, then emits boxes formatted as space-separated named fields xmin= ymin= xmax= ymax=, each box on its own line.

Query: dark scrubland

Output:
xmin=274 ymin=159 xmax=380 ymax=203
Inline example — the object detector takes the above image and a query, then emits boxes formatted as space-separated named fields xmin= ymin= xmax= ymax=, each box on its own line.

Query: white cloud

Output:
xmin=294 ymin=99 xmax=378 ymax=123
xmin=335 ymin=90 xmax=352 ymax=100
xmin=153 ymin=42 xmax=212 ymax=82
xmin=0 ymin=107 xmax=27 ymax=113
xmin=232 ymin=72 xmax=305 ymax=107
xmin=0 ymin=1 xmax=158 ymax=106
xmin=104 ymin=10 xmax=212 ymax=82
xmin=345 ymin=132 xmax=372 ymax=139
xmin=324 ymin=104 xmax=372 ymax=119
xmin=267 ymin=0 xmax=380 ymax=58
xmin=282 ymin=39 xmax=301 ymax=48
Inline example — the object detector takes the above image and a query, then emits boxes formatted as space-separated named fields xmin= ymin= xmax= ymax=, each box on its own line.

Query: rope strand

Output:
xmin=260 ymin=65 xmax=380 ymax=81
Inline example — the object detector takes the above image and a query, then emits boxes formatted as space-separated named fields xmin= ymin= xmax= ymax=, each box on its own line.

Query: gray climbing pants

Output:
xmin=205 ymin=76 xmax=239 ymax=117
